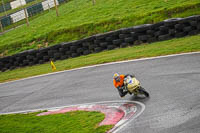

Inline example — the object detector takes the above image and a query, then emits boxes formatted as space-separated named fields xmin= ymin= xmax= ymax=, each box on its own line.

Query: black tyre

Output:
xmin=120 ymin=43 xmax=128 ymax=48
xmin=197 ymin=24 xmax=200 ymax=30
xmin=5 ymin=63 xmax=11 ymax=68
xmin=14 ymin=61 xmax=20 ymax=66
xmin=106 ymin=37 xmax=115 ymax=41
xmin=146 ymin=30 xmax=155 ymax=35
xmin=107 ymin=45 xmax=116 ymax=50
xmin=95 ymin=33 xmax=107 ymax=40
xmin=147 ymin=37 xmax=157 ymax=43
xmin=188 ymin=30 xmax=199 ymax=36
xmin=124 ymin=37 xmax=134 ymax=43
xmin=23 ymin=60 xmax=29 ymax=65
xmin=119 ymin=34 xmax=131 ymax=39
xmin=48 ymin=50 xmax=54 ymax=56
xmin=189 ymin=21 xmax=198 ymax=26
xmin=65 ymin=51 xmax=72 ymax=56
xmin=183 ymin=26 xmax=192 ymax=33
xmin=83 ymin=50 xmax=91 ymax=55
xmin=43 ymin=56 xmax=50 ymax=61
xmin=154 ymin=31 xmax=166 ymax=37
xmin=19 ymin=63 xmax=24 ymax=67
xmin=77 ymin=48 xmax=84 ymax=53
xmin=131 ymin=32 xmax=142 ymax=38
xmin=168 ymin=29 xmax=175 ymax=35
xmin=39 ymin=48 xmax=49 ymax=54
xmin=100 ymin=42 xmax=108 ymax=48
xmin=158 ymin=34 xmax=171 ymax=41
xmin=121 ymin=27 xmax=133 ymax=34
xmin=164 ymin=18 xmax=179 ymax=26
xmin=89 ymin=45 xmax=97 ymax=50
xmin=1 ymin=68 xmax=7 ymax=72
xmin=60 ymin=55 xmax=68 ymax=60
xmin=49 ymin=44 xmax=61 ymax=50
xmin=27 ymin=55 xmax=34 ymax=60
xmin=16 ymin=56 xmax=24 ymax=62
xmin=33 ymin=58 xmax=39 ymax=64
xmin=175 ymin=32 xmax=186 ymax=38
xmin=36 ymin=53 xmax=44 ymax=59
xmin=82 ymin=42 xmax=90 ymax=47
xmin=134 ymin=40 xmax=142 ymax=45
xmin=94 ymin=39 xmax=102 ymax=44
xmin=0 ymin=62 xmax=4 ymax=68
xmin=138 ymin=35 xmax=148 ymax=41
xmin=94 ymin=47 xmax=102 ymax=53
xmin=59 ymin=48 xmax=66 ymax=52
xmin=175 ymin=24 xmax=184 ymax=30
xmin=112 ymin=39 xmax=122 ymax=45
xmin=9 ymin=66 xmax=16 ymax=70
xmin=159 ymin=26 xmax=169 ymax=32
xmin=39 ymin=60 xmax=44 ymax=64
xmin=133 ymin=24 xmax=151 ymax=32
xmin=70 ymin=45 xmax=78 ymax=51
xmin=61 ymin=42 xmax=70 ymax=49
xmin=54 ymin=53 xmax=62 ymax=59
xmin=28 ymin=62 xmax=34 ymax=66
xmin=139 ymin=87 xmax=149 ymax=97
xmin=71 ymin=53 xmax=79 ymax=58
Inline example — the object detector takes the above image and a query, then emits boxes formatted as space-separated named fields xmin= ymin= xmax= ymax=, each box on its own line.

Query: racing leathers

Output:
xmin=113 ymin=74 xmax=134 ymax=97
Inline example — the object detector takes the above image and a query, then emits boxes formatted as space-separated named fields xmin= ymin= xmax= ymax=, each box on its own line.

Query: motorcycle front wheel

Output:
xmin=138 ymin=87 xmax=149 ymax=97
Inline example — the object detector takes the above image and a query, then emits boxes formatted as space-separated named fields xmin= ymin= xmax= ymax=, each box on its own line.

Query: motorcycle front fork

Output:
xmin=131 ymin=87 xmax=140 ymax=96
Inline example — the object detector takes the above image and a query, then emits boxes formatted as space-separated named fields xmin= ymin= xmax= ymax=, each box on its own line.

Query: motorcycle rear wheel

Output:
xmin=138 ymin=87 xmax=149 ymax=97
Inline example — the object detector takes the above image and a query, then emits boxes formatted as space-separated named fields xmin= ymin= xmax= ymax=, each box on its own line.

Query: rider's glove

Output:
xmin=122 ymin=86 xmax=127 ymax=92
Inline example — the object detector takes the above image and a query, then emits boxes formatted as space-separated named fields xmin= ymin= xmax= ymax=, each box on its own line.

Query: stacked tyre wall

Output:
xmin=0 ymin=15 xmax=200 ymax=72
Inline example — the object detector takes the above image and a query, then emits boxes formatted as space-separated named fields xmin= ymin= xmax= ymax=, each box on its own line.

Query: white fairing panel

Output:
xmin=10 ymin=9 xmax=28 ymax=23
xmin=42 ymin=0 xmax=59 ymax=10
xmin=10 ymin=0 xmax=26 ymax=9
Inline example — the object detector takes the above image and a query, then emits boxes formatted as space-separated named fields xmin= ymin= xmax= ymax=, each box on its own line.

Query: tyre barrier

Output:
xmin=0 ymin=15 xmax=200 ymax=72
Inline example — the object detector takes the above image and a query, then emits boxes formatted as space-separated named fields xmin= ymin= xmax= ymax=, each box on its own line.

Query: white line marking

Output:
xmin=110 ymin=106 xmax=138 ymax=132
xmin=1 ymin=51 xmax=199 ymax=85
xmin=109 ymin=105 xmax=138 ymax=132
xmin=115 ymin=120 xmax=127 ymax=127
xmin=113 ymin=102 xmax=145 ymax=133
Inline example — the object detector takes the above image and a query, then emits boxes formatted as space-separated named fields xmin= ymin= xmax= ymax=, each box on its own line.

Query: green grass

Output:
xmin=0 ymin=34 xmax=200 ymax=83
xmin=0 ymin=0 xmax=200 ymax=56
xmin=0 ymin=111 xmax=113 ymax=133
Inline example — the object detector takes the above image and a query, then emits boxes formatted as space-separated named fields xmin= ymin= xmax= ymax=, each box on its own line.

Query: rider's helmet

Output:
xmin=113 ymin=73 xmax=120 ymax=82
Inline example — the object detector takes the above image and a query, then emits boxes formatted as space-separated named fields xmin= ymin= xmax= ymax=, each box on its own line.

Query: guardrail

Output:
xmin=0 ymin=0 xmax=42 ymax=14
xmin=0 ymin=0 xmax=65 ymax=28
xmin=0 ymin=15 xmax=200 ymax=72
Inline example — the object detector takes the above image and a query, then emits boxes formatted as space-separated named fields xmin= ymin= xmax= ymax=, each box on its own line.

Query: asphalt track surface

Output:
xmin=0 ymin=52 xmax=200 ymax=133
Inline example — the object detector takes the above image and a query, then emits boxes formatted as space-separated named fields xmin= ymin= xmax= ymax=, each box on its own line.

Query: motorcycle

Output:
xmin=124 ymin=75 xmax=149 ymax=97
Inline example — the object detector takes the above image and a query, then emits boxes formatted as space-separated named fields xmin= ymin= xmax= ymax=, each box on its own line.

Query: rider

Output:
xmin=113 ymin=73 xmax=134 ymax=97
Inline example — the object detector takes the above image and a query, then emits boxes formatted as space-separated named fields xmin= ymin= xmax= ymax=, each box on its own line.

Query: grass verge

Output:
xmin=0 ymin=111 xmax=113 ymax=133
xmin=0 ymin=34 xmax=200 ymax=83
xmin=0 ymin=0 xmax=200 ymax=56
